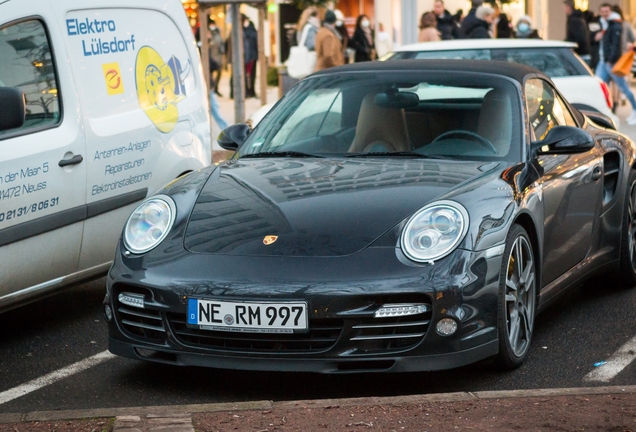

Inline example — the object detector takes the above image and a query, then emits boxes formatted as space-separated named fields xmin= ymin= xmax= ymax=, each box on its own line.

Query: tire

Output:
xmin=618 ymin=170 xmax=636 ymax=287
xmin=494 ymin=224 xmax=537 ymax=370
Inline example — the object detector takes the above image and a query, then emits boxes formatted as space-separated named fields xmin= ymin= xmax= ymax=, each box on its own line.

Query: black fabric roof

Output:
xmin=312 ymin=59 xmax=540 ymax=83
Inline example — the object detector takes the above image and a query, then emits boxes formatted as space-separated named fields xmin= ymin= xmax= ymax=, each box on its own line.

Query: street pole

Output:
xmin=258 ymin=4 xmax=267 ymax=107
xmin=230 ymin=3 xmax=245 ymax=123
xmin=199 ymin=8 xmax=211 ymax=102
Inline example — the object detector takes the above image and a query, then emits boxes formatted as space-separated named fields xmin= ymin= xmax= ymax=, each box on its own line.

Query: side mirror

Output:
xmin=217 ymin=123 xmax=251 ymax=151
xmin=0 ymin=87 xmax=26 ymax=132
xmin=531 ymin=126 xmax=594 ymax=156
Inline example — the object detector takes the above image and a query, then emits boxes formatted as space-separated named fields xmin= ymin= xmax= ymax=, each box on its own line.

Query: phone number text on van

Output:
xmin=0 ymin=197 xmax=59 ymax=223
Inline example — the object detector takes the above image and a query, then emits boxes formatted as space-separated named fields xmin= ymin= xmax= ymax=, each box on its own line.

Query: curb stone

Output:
xmin=1 ymin=386 xmax=636 ymax=425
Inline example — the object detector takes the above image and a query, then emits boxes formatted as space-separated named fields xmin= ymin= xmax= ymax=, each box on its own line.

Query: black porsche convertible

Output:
xmin=105 ymin=60 xmax=636 ymax=373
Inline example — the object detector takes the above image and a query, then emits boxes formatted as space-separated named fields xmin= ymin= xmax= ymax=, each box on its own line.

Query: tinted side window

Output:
xmin=0 ymin=20 xmax=60 ymax=137
xmin=525 ymin=79 xmax=576 ymax=140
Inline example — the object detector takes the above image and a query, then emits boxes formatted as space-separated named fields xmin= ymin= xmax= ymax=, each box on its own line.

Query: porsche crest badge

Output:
xmin=263 ymin=235 xmax=278 ymax=245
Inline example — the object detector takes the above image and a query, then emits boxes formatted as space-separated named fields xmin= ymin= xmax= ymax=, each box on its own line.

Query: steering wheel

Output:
xmin=431 ymin=130 xmax=498 ymax=154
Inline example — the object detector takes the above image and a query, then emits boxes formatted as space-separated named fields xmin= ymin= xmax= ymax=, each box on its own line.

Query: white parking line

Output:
xmin=584 ymin=334 xmax=636 ymax=383
xmin=0 ymin=350 xmax=115 ymax=405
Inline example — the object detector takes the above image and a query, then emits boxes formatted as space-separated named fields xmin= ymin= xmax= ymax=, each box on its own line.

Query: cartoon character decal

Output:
xmin=135 ymin=46 xmax=191 ymax=133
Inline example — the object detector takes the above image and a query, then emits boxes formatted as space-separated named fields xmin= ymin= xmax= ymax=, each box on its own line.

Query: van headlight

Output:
xmin=401 ymin=200 xmax=469 ymax=263
xmin=123 ymin=195 xmax=176 ymax=254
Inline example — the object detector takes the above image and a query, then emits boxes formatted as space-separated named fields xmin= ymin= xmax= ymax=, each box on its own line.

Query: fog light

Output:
xmin=104 ymin=304 xmax=113 ymax=322
xmin=374 ymin=303 xmax=429 ymax=318
xmin=436 ymin=318 xmax=458 ymax=336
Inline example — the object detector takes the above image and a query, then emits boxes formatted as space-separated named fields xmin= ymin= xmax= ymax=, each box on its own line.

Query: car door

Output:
xmin=525 ymin=78 xmax=603 ymax=286
xmin=0 ymin=14 xmax=87 ymax=304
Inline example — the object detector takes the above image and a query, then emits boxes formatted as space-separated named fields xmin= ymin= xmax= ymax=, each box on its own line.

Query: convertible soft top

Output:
xmin=312 ymin=59 xmax=542 ymax=83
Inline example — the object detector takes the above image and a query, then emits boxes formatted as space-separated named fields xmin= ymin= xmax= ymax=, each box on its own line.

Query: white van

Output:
xmin=0 ymin=0 xmax=211 ymax=312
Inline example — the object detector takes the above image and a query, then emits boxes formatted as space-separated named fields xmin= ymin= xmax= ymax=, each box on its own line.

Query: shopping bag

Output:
xmin=286 ymin=25 xmax=316 ymax=79
xmin=612 ymin=50 xmax=634 ymax=77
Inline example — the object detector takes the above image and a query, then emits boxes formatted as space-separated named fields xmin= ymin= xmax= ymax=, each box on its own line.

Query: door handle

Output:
xmin=591 ymin=165 xmax=602 ymax=181
xmin=58 ymin=155 xmax=83 ymax=167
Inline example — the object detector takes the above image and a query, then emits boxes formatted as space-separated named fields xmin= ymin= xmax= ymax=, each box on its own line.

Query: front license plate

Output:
xmin=186 ymin=299 xmax=308 ymax=333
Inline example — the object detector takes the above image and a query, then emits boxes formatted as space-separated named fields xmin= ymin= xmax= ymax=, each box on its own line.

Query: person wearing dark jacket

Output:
xmin=433 ymin=0 xmax=459 ymax=40
xmin=349 ymin=15 xmax=375 ymax=62
xmin=564 ymin=0 xmax=591 ymax=61
xmin=459 ymin=0 xmax=483 ymax=38
xmin=464 ymin=5 xmax=493 ymax=39
xmin=242 ymin=16 xmax=258 ymax=98
xmin=493 ymin=3 xmax=512 ymax=38
xmin=595 ymin=3 xmax=636 ymax=124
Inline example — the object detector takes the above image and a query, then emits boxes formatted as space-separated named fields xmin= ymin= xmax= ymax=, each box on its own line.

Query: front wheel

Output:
xmin=495 ymin=224 xmax=537 ymax=370
xmin=618 ymin=170 xmax=636 ymax=287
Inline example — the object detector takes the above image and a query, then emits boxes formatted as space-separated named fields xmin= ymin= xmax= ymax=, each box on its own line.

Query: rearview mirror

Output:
xmin=217 ymin=123 xmax=251 ymax=151
xmin=531 ymin=126 xmax=594 ymax=156
xmin=374 ymin=91 xmax=419 ymax=109
xmin=0 ymin=87 xmax=26 ymax=132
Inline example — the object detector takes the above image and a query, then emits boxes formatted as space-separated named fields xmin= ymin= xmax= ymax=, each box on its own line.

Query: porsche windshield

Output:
xmin=240 ymin=72 xmax=522 ymax=161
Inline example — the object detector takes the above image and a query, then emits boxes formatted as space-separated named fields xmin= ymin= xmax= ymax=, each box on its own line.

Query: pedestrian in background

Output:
xmin=432 ymin=0 xmax=459 ymax=40
xmin=208 ymin=18 xmax=225 ymax=97
xmin=242 ymin=15 xmax=258 ymax=98
xmin=315 ymin=10 xmax=344 ymax=71
xmin=564 ymin=0 xmax=591 ymax=64
xmin=609 ymin=5 xmax=634 ymax=113
xmin=493 ymin=2 xmax=512 ymax=38
xmin=418 ymin=12 xmax=441 ymax=42
xmin=587 ymin=11 xmax=602 ymax=70
xmin=595 ymin=3 xmax=636 ymax=124
xmin=334 ymin=9 xmax=349 ymax=52
xmin=463 ymin=5 xmax=493 ymax=39
xmin=514 ymin=15 xmax=540 ymax=39
xmin=459 ymin=0 xmax=484 ymax=38
xmin=350 ymin=14 xmax=376 ymax=62
xmin=295 ymin=7 xmax=319 ymax=50
xmin=375 ymin=23 xmax=393 ymax=58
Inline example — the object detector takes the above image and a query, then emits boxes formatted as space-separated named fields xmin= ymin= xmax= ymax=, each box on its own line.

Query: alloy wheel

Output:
xmin=504 ymin=235 xmax=536 ymax=358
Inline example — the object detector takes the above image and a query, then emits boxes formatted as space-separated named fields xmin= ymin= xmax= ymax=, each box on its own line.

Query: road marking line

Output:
xmin=584 ymin=334 xmax=636 ymax=383
xmin=0 ymin=350 xmax=115 ymax=405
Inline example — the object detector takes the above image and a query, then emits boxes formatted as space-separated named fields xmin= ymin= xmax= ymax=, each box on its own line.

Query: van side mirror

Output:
xmin=217 ymin=124 xmax=251 ymax=151
xmin=531 ymin=126 xmax=594 ymax=156
xmin=0 ymin=87 xmax=26 ymax=132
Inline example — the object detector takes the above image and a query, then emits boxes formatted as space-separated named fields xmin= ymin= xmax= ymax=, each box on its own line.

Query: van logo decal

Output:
xmin=135 ymin=46 xmax=191 ymax=134
xmin=102 ymin=62 xmax=124 ymax=95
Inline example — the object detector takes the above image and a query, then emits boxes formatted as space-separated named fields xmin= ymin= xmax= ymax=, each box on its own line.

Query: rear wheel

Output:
xmin=618 ymin=170 xmax=636 ymax=287
xmin=495 ymin=224 xmax=537 ymax=369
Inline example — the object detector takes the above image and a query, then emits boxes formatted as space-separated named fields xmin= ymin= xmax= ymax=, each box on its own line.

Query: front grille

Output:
xmin=167 ymin=314 xmax=343 ymax=353
xmin=113 ymin=285 xmax=166 ymax=343
xmin=348 ymin=312 xmax=431 ymax=354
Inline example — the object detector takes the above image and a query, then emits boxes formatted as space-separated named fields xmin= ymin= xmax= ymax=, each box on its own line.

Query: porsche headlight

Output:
xmin=123 ymin=196 xmax=176 ymax=254
xmin=401 ymin=201 xmax=469 ymax=263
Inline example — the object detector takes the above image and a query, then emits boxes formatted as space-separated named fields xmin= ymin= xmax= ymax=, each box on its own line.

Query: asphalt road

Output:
xmin=2 ymin=108 xmax=636 ymax=415
xmin=0 ymin=275 xmax=635 ymax=415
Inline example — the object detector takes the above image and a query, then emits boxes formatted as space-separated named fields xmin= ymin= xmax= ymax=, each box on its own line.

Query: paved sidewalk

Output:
xmin=1 ymin=385 xmax=636 ymax=431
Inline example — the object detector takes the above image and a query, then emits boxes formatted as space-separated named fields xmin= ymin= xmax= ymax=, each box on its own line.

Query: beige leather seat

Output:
xmin=348 ymin=93 xmax=411 ymax=153
xmin=477 ymin=88 xmax=512 ymax=156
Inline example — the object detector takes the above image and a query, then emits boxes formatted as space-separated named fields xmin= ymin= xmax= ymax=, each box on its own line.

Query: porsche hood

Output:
xmin=183 ymin=159 xmax=495 ymax=256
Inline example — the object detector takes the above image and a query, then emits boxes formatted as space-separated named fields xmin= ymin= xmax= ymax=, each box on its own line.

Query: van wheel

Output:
xmin=618 ymin=170 xmax=636 ymax=288
xmin=495 ymin=224 xmax=536 ymax=370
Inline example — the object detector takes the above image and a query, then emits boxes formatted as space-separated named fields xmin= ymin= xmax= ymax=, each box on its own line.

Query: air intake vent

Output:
xmin=113 ymin=284 xmax=166 ymax=343
xmin=348 ymin=310 xmax=432 ymax=354
xmin=168 ymin=314 xmax=343 ymax=353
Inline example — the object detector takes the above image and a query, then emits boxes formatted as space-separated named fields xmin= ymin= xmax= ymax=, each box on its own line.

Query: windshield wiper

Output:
xmin=345 ymin=151 xmax=448 ymax=159
xmin=241 ymin=151 xmax=325 ymax=158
